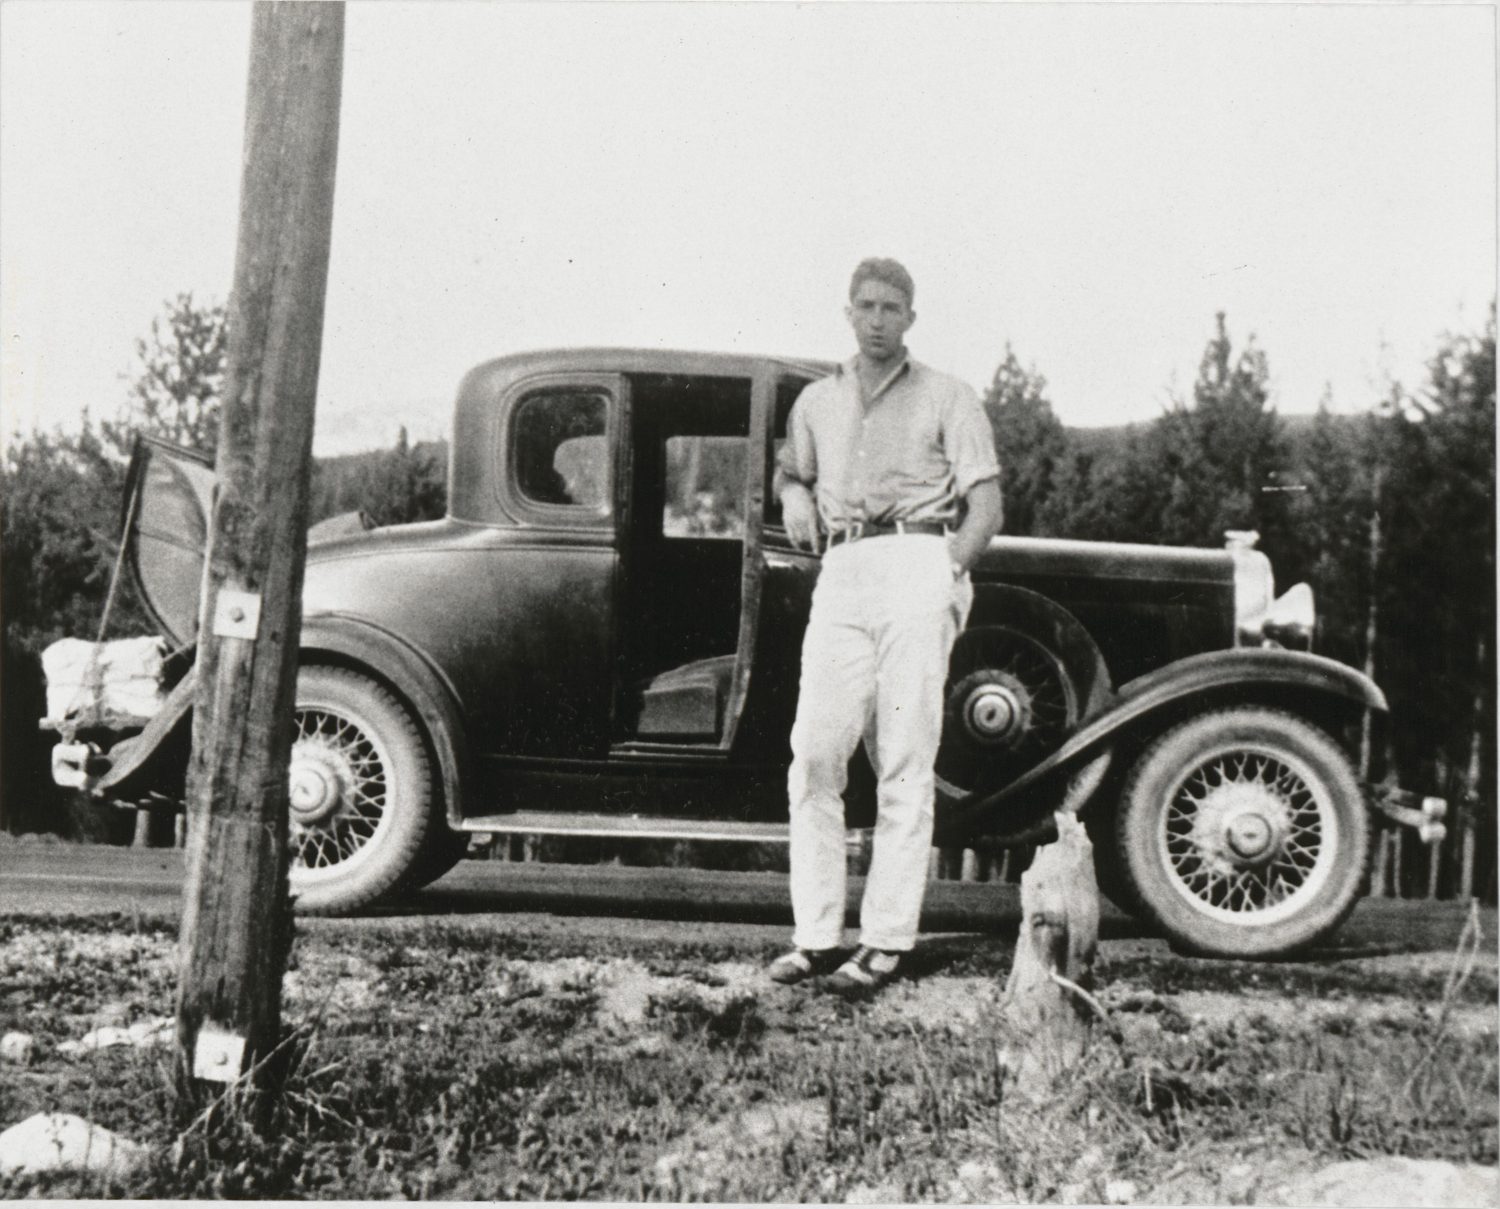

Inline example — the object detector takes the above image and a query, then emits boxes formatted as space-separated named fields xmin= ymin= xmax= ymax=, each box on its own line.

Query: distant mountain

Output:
xmin=1064 ymin=410 xmax=1362 ymax=455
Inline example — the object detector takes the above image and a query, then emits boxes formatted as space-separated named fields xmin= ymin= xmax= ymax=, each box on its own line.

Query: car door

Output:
xmin=609 ymin=370 xmax=756 ymax=754
xmin=729 ymin=370 xmax=825 ymax=762
xmin=123 ymin=435 xmax=216 ymax=649
xmin=462 ymin=372 xmax=627 ymax=762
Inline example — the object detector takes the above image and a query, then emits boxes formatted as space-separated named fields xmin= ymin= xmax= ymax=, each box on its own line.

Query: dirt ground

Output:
xmin=1 ymin=902 xmax=1495 ymax=1201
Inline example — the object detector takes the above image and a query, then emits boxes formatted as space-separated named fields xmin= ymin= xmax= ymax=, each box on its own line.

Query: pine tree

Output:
xmin=1151 ymin=312 xmax=1291 ymax=551
xmin=1377 ymin=308 xmax=1496 ymax=895
xmin=981 ymin=346 xmax=1066 ymax=537
xmin=103 ymin=293 xmax=228 ymax=456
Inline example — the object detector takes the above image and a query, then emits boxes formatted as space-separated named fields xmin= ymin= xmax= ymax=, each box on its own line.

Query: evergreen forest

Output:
xmin=3 ymin=296 xmax=1493 ymax=900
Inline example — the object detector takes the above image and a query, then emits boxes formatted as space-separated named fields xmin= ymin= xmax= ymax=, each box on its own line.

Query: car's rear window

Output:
xmin=512 ymin=390 xmax=609 ymax=508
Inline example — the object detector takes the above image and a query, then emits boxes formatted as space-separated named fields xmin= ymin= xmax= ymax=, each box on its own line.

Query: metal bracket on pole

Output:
xmin=212 ymin=590 xmax=263 ymax=641
xmin=192 ymin=1024 xmax=248 ymax=1083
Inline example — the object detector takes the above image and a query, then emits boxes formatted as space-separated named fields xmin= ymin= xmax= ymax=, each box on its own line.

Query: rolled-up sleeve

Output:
xmin=775 ymin=386 xmax=819 ymax=493
xmin=942 ymin=383 xmax=1001 ymax=497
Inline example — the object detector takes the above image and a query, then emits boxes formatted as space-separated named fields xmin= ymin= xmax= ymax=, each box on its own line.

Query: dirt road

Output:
xmin=0 ymin=838 xmax=1482 ymax=957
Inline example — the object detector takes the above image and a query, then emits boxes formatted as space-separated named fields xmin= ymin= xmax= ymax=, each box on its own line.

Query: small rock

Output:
xmin=1220 ymin=1161 xmax=1257 ymax=1200
xmin=957 ymin=1160 xmax=1000 ymax=1184
xmin=948 ymin=1160 xmax=1009 ymax=1203
xmin=845 ymin=1182 xmax=901 ymax=1203
xmin=94 ymin=1000 xmax=132 ymax=1026
xmin=57 ymin=1017 xmax=173 ymax=1056
xmin=0 ymin=1032 xmax=35 ymax=1065
xmin=1273 ymin=1157 xmax=1498 ymax=1208
xmin=0 ymin=1112 xmax=148 ymax=1178
xmin=1104 ymin=1177 xmax=1138 ymax=1203
xmin=597 ymin=964 xmax=655 ymax=1029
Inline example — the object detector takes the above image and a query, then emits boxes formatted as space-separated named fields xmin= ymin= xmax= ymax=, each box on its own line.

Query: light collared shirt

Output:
xmin=775 ymin=354 xmax=1000 ymax=531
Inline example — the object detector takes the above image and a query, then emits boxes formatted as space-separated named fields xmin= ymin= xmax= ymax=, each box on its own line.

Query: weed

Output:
xmin=2 ymin=919 xmax=1494 ymax=1200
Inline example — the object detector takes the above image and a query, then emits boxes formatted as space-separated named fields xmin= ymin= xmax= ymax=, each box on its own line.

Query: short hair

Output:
xmin=849 ymin=258 xmax=915 ymax=307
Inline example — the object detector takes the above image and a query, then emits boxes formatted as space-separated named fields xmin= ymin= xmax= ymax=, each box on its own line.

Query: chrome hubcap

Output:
xmin=1226 ymin=811 xmax=1275 ymax=860
xmin=1162 ymin=747 xmax=1334 ymax=922
xmin=1189 ymin=781 xmax=1290 ymax=874
xmin=958 ymin=672 xmax=1032 ymax=747
xmin=935 ymin=630 xmax=1079 ymax=800
xmin=288 ymin=746 xmax=348 ymax=826
xmin=290 ymin=705 xmax=391 ymax=872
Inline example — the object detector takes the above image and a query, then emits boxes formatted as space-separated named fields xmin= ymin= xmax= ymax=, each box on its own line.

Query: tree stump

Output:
xmin=1000 ymin=811 xmax=1101 ymax=1093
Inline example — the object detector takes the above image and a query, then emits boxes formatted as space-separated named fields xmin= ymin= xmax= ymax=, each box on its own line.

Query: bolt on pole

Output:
xmin=175 ymin=1 xmax=344 ymax=1102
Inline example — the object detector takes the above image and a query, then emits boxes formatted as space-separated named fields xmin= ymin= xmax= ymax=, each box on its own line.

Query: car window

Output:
xmin=512 ymin=390 xmax=609 ymax=508
xmin=662 ymin=436 xmax=745 ymax=538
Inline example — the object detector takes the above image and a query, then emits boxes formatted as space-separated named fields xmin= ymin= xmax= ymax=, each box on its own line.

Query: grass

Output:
xmin=0 ymin=911 xmax=1495 ymax=1200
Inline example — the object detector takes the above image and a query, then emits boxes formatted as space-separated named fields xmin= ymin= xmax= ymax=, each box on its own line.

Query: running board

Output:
xmin=459 ymin=812 xmax=790 ymax=844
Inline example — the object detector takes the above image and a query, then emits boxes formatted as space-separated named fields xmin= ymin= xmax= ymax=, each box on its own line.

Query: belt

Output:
xmin=825 ymin=520 xmax=948 ymax=547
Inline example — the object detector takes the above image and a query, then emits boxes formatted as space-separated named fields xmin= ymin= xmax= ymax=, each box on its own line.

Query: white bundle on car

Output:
xmin=41 ymin=636 xmax=167 ymax=724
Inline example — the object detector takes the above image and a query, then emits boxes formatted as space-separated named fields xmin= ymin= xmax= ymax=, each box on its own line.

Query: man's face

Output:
xmin=846 ymin=279 xmax=915 ymax=362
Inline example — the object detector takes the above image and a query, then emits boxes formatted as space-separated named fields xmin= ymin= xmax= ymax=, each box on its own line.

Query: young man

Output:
xmin=769 ymin=258 xmax=1003 ymax=995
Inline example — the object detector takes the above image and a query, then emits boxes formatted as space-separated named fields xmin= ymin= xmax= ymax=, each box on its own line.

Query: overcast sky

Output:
xmin=2 ymin=2 xmax=1494 ymax=456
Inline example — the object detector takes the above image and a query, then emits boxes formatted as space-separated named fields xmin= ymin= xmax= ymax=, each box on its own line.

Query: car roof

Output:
xmin=462 ymin=347 xmax=835 ymax=385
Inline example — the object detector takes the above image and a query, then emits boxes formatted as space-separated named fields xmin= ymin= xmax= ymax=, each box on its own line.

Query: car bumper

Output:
xmin=1366 ymin=783 xmax=1448 ymax=843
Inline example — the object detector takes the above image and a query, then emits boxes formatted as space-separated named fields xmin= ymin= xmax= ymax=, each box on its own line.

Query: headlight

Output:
xmin=1227 ymin=531 xmax=1274 ymax=645
xmin=1236 ymin=580 xmax=1318 ymax=650
xmin=1226 ymin=532 xmax=1317 ymax=649
xmin=1260 ymin=583 xmax=1316 ymax=649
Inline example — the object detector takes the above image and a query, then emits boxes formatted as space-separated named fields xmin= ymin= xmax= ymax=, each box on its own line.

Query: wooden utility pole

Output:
xmin=176 ymin=2 xmax=343 ymax=1098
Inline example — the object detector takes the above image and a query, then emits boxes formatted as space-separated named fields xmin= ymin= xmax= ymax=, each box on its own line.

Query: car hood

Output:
xmin=977 ymin=534 xmax=1233 ymax=587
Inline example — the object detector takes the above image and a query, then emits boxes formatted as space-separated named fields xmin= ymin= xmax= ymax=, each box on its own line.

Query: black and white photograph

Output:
xmin=1 ymin=1 xmax=1495 ymax=1201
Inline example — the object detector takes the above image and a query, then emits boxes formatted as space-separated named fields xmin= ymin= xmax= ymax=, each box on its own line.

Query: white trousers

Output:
xmin=787 ymin=533 xmax=972 ymax=953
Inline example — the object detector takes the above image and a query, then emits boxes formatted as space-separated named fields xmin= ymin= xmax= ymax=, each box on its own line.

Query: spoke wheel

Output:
xmin=935 ymin=626 xmax=1079 ymax=800
xmin=287 ymin=666 xmax=435 ymax=914
xmin=1117 ymin=707 xmax=1369 ymax=957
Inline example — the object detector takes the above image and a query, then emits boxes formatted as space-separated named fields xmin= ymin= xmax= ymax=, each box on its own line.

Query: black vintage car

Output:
xmin=47 ymin=348 xmax=1444 ymax=957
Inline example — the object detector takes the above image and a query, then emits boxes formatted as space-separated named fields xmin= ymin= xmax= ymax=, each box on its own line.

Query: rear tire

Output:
xmin=405 ymin=826 xmax=471 ymax=891
xmin=287 ymin=666 xmax=437 ymax=914
xmin=1085 ymin=804 xmax=1142 ymax=915
xmin=1116 ymin=707 xmax=1369 ymax=958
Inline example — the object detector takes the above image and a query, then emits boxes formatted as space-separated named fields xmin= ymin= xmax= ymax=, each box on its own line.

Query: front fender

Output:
xmin=1113 ymin=647 xmax=1386 ymax=714
xmin=299 ymin=613 xmax=469 ymax=830
xmin=948 ymin=648 xmax=1386 ymax=830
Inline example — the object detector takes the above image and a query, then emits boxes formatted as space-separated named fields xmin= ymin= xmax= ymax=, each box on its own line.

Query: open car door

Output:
xmin=124 ymin=435 xmax=215 ymax=649
xmin=612 ymin=363 xmax=828 ymax=760
xmin=610 ymin=367 xmax=774 ymax=755
xmin=56 ymin=437 xmax=216 ymax=796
